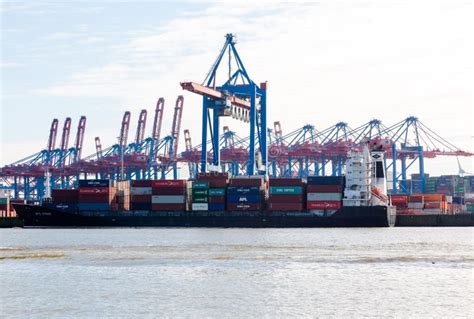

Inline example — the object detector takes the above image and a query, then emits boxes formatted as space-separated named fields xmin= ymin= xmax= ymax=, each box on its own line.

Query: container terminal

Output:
xmin=1 ymin=34 xmax=473 ymax=227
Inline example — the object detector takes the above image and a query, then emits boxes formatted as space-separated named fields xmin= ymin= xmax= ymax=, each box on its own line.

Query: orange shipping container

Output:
xmin=424 ymin=202 xmax=443 ymax=209
xmin=423 ymin=194 xmax=445 ymax=202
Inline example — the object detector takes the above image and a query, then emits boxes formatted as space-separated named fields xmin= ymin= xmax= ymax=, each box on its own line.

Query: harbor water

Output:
xmin=0 ymin=228 xmax=473 ymax=317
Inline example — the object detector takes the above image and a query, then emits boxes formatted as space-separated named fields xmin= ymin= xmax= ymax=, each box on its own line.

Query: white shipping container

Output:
xmin=307 ymin=193 xmax=342 ymax=201
xmin=407 ymin=202 xmax=423 ymax=209
xmin=131 ymin=187 xmax=152 ymax=195
xmin=192 ymin=203 xmax=208 ymax=211
xmin=417 ymin=209 xmax=443 ymax=215
xmin=152 ymin=195 xmax=185 ymax=204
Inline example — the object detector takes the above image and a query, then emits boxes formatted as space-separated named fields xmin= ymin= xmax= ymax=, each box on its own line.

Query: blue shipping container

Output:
xmin=227 ymin=194 xmax=261 ymax=203
xmin=208 ymin=203 xmax=225 ymax=211
xmin=78 ymin=203 xmax=111 ymax=211
xmin=78 ymin=179 xmax=110 ymax=187
xmin=307 ymin=176 xmax=345 ymax=185
xmin=227 ymin=186 xmax=261 ymax=195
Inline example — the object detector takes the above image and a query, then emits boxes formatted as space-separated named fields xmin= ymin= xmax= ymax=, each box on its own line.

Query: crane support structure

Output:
xmin=181 ymin=33 xmax=267 ymax=176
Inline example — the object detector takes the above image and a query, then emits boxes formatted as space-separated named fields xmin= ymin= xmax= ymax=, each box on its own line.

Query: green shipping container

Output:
xmin=0 ymin=197 xmax=9 ymax=205
xmin=209 ymin=188 xmax=226 ymax=196
xmin=192 ymin=181 xmax=209 ymax=189
xmin=192 ymin=196 xmax=208 ymax=203
xmin=192 ymin=189 xmax=208 ymax=196
xmin=269 ymin=186 xmax=303 ymax=195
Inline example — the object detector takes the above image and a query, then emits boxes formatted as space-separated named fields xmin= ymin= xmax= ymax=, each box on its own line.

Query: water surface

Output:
xmin=1 ymin=228 xmax=473 ymax=317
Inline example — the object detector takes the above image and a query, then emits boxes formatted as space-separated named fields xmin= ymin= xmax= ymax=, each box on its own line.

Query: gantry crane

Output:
xmin=180 ymin=33 xmax=268 ymax=175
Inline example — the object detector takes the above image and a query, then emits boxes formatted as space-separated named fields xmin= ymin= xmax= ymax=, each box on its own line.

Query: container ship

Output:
xmin=14 ymin=147 xmax=397 ymax=228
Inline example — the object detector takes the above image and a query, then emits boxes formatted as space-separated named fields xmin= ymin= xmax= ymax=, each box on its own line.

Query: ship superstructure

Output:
xmin=343 ymin=146 xmax=389 ymax=207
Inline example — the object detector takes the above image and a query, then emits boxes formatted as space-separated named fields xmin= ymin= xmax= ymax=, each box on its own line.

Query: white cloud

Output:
xmin=15 ymin=1 xmax=474 ymax=174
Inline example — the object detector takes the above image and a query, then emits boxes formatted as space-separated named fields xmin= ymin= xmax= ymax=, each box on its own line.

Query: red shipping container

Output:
xmin=307 ymin=184 xmax=343 ymax=193
xmin=269 ymin=178 xmax=304 ymax=186
xmin=152 ymin=187 xmax=186 ymax=195
xmin=390 ymin=195 xmax=408 ymax=204
xmin=268 ymin=195 xmax=303 ymax=203
xmin=307 ymin=200 xmax=341 ymax=210
xmin=408 ymin=195 xmax=423 ymax=203
xmin=130 ymin=195 xmax=151 ymax=203
xmin=151 ymin=180 xmax=186 ymax=188
xmin=267 ymin=203 xmax=303 ymax=211
xmin=131 ymin=180 xmax=152 ymax=187
xmin=151 ymin=204 xmax=186 ymax=211
xmin=227 ymin=203 xmax=261 ymax=211
xmin=79 ymin=187 xmax=112 ymax=194
xmin=202 ymin=179 xmax=227 ymax=188
xmin=52 ymin=189 xmax=78 ymax=198
xmin=208 ymin=196 xmax=225 ymax=204
xmin=229 ymin=178 xmax=264 ymax=187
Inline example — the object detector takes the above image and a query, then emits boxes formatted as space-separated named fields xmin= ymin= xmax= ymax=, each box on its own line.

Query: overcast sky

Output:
xmin=1 ymin=0 xmax=473 ymax=176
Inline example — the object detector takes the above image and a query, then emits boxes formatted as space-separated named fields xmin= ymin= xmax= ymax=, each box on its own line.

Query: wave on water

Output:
xmin=0 ymin=253 xmax=65 ymax=260
xmin=350 ymin=256 xmax=474 ymax=264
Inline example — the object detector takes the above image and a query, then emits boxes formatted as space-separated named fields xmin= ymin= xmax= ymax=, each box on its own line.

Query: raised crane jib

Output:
xmin=60 ymin=117 xmax=72 ymax=151
xmin=169 ymin=96 xmax=184 ymax=159
xmin=73 ymin=116 xmax=87 ymax=161
xmin=120 ymin=111 xmax=131 ymax=148
xmin=47 ymin=118 xmax=59 ymax=151
xmin=135 ymin=109 xmax=147 ymax=144
xmin=152 ymin=98 xmax=165 ymax=141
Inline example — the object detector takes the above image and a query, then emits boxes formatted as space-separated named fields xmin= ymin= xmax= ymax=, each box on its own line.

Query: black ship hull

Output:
xmin=14 ymin=203 xmax=395 ymax=228
xmin=396 ymin=214 xmax=474 ymax=227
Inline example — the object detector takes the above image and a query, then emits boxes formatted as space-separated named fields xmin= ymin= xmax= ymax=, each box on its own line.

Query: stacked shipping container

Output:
xmin=410 ymin=173 xmax=429 ymax=194
xmin=465 ymin=193 xmax=474 ymax=213
xmin=191 ymin=181 xmax=209 ymax=211
xmin=130 ymin=180 xmax=152 ymax=211
xmin=193 ymin=173 xmax=229 ymax=211
xmin=306 ymin=176 xmax=344 ymax=212
xmin=0 ymin=196 xmax=10 ymax=217
xmin=424 ymin=177 xmax=438 ymax=194
xmin=435 ymin=175 xmax=465 ymax=196
xmin=78 ymin=180 xmax=116 ymax=211
xmin=49 ymin=189 xmax=79 ymax=211
xmin=267 ymin=178 xmax=304 ymax=211
xmin=390 ymin=195 xmax=409 ymax=214
xmin=227 ymin=176 xmax=265 ymax=211
xmin=152 ymin=180 xmax=186 ymax=211
xmin=115 ymin=181 xmax=130 ymax=211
